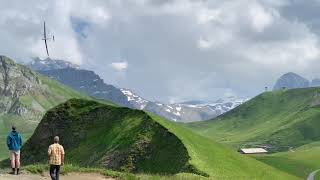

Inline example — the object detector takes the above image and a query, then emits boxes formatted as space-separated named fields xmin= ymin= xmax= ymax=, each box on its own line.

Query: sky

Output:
xmin=1 ymin=0 xmax=320 ymax=103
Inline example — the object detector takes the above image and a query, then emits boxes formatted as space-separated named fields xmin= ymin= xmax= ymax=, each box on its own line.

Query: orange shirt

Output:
xmin=48 ymin=143 xmax=65 ymax=165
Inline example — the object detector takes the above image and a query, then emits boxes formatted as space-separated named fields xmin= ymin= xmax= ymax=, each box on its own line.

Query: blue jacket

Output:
xmin=7 ymin=131 xmax=22 ymax=151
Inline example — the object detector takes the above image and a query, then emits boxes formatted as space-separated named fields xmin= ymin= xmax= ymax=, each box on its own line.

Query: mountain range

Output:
xmin=24 ymin=58 xmax=320 ymax=123
xmin=0 ymin=55 xmax=318 ymax=179
xmin=27 ymin=58 xmax=246 ymax=122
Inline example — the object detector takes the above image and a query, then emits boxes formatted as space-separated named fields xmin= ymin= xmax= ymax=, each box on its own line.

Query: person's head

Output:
xmin=12 ymin=126 xmax=16 ymax=132
xmin=54 ymin=136 xmax=59 ymax=143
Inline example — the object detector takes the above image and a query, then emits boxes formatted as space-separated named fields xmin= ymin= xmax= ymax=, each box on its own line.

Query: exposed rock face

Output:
xmin=0 ymin=55 xmax=85 ymax=136
xmin=0 ymin=56 xmax=41 ymax=116
xmin=38 ymin=68 xmax=133 ymax=108
xmin=273 ymin=72 xmax=309 ymax=90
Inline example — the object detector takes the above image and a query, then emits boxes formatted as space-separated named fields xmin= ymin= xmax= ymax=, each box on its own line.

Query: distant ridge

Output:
xmin=27 ymin=58 xmax=246 ymax=122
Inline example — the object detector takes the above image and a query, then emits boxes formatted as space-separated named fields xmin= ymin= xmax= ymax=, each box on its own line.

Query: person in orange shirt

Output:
xmin=48 ymin=136 xmax=65 ymax=180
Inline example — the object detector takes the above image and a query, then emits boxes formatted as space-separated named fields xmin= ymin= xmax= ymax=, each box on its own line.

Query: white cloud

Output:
xmin=198 ymin=37 xmax=212 ymax=49
xmin=110 ymin=61 xmax=128 ymax=71
xmin=249 ymin=2 xmax=275 ymax=32
xmin=197 ymin=9 xmax=221 ymax=24
xmin=0 ymin=0 xmax=320 ymax=102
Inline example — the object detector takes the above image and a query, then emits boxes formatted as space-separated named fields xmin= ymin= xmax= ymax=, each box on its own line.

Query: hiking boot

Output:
xmin=9 ymin=168 xmax=15 ymax=175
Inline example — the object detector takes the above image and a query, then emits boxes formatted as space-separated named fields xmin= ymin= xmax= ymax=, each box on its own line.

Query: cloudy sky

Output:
xmin=1 ymin=0 xmax=320 ymax=103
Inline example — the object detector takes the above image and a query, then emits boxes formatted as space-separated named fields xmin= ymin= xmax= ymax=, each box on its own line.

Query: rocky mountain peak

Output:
xmin=0 ymin=55 xmax=40 ymax=98
xmin=0 ymin=55 xmax=47 ymax=117
xmin=273 ymin=72 xmax=309 ymax=90
xmin=28 ymin=57 xmax=79 ymax=71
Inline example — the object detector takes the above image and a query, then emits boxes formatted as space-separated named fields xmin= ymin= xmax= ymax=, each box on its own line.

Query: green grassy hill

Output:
xmin=18 ymin=99 xmax=297 ymax=179
xmin=255 ymin=142 xmax=320 ymax=179
xmin=0 ymin=56 xmax=93 ymax=160
xmin=187 ymin=87 xmax=320 ymax=152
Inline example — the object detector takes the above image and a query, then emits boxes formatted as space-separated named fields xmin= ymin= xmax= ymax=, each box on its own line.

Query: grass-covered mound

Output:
xmin=187 ymin=87 xmax=320 ymax=152
xmin=21 ymin=99 xmax=193 ymax=174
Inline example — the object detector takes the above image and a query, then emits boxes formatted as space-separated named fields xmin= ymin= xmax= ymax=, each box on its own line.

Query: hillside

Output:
xmin=21 ymin=99 xmax=192 ymax=174
xmin=255 ymin=142 xmax=320 ymax=179
xmin=19 ymin=99 xmax=297 ymax=179
xmin=0 ymin=55 xmax=90 ymax=160
xmin=186 ymin=87 xmax=320 ymax=152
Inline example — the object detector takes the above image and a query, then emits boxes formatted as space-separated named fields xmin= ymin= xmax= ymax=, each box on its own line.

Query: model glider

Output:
xmin=42 ymin=21 xmax=54 ymax=57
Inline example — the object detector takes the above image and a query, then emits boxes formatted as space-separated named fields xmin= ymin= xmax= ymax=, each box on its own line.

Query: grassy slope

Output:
xmin=150 ymin=114 xmax=298 ymax=179
xmin=21 ymin=99 xmax=193 ymax=174
xmin=255 ymin=142 xmax=320 ymax=179
xmin=186 ymin=88 xmax=320 ymax=152
xmin=0 ymin=74 xmax=94 ymax=160
xmin=0 ymin=56 xmax=94 ymax=160
xmin=7 ymin=99 xmax=296 ymax=179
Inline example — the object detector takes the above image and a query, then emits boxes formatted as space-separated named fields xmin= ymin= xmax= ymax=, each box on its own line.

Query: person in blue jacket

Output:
xmin=7 ymin=126 xmax=22 ymax=175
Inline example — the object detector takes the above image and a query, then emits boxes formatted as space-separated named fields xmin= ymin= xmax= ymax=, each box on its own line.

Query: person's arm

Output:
xmin=61 ymin=146 xmax=65 ymax=166
xmin=48 ymin=146 xmax=52 ymax=160
xmin=61 ymin=154 xmax=65 ymax=166
xmin=19 ymin=134 xmax=22 ymax=147
xmin=6 ymin=136 xmax=11 ymax=149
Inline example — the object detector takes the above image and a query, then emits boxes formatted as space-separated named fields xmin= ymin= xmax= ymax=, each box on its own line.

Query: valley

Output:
xmin=0 ymin=56 xmax=319 ymax=179
xmin=2 ymin=1 xmax=320 ymax=179
xmin=2 ymin=98 xmax=298 ymax=179
xmin=187 ymin=87 xmax=320 ymax=152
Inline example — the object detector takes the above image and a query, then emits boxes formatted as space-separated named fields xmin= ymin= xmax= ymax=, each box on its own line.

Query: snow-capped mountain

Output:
xmin=28 ymin=57 xmax=80 ymax=71
xmin=120 ymin=89 xmax=247 ymax=122
xmin=120 ymin=89 xmax=149 ymax=110
xmin=148 ymin=99 xmax=246 ymax=122
xmin=27 ymin=58 xmax=247 ymax=122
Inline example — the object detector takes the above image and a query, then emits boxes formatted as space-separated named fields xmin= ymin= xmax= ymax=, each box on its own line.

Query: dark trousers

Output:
xmin=50 ymin=165 xmax=60 ymax=180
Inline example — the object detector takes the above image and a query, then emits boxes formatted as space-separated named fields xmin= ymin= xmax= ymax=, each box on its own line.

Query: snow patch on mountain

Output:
xmin=28 ymin=57 xmax=80 ymax=71
xmin=120 ymin=88 xmax=247 ymax=122
xmin=120 ymin=89 xmax=149 ymax=110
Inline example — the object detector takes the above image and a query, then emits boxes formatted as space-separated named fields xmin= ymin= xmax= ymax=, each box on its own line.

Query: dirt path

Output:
xmin=0 ymin=172 xmax=114 ymax=180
